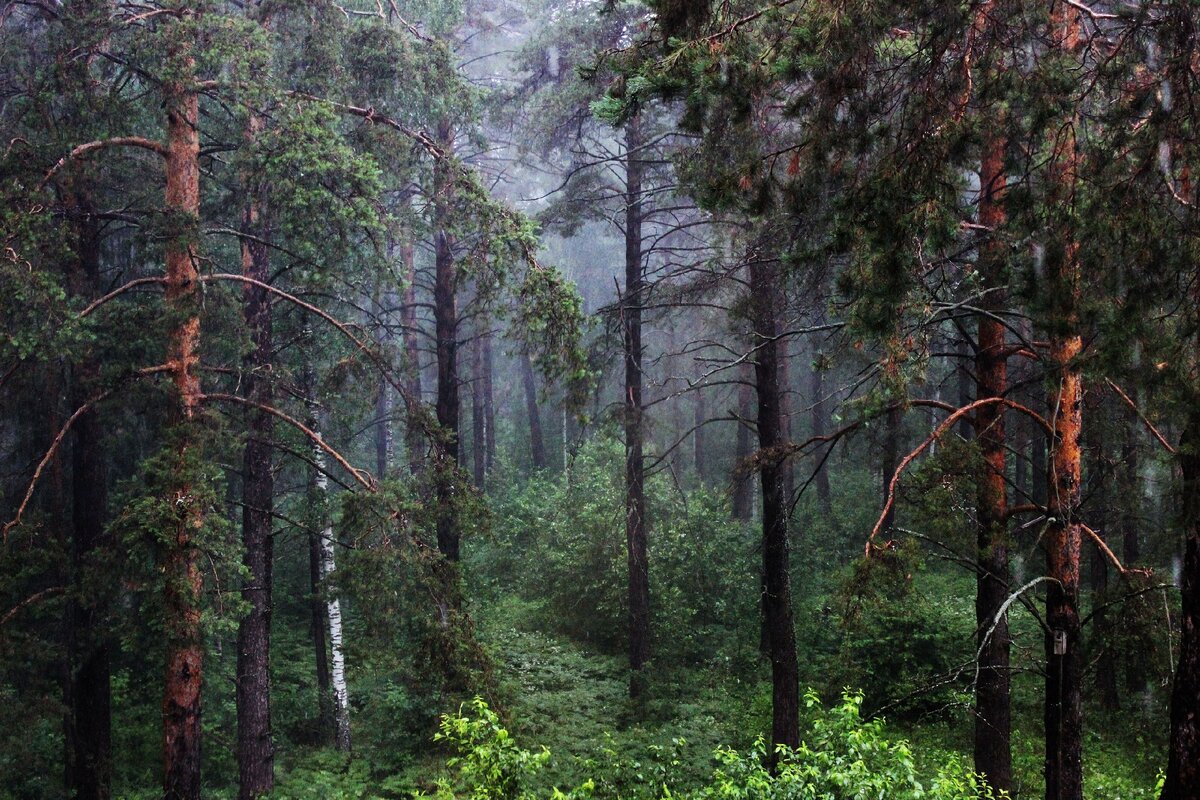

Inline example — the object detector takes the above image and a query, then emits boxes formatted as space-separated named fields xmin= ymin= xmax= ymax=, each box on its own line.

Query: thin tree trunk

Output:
xmin=972 ymin=127 xmax=1012 ymax=794
xmin=375 ymin=281 xmax=396 ymax=480
xmin=308 ymin=528 xmax=334 ymax=743
xmin=482 ymin=331 xmax=496 ymax=473
xmin=64 ymin=195 xmax=112 ymax=800
xmin=810 ymin=342 xmax=832 ymax=515
xmin=307 ymin=404 xmax=351 ymax=752
xmin=693 ymin=361 xmax=707 ymax=484
xmin=400 ymin=239 xmax=423 ymax=476
xmin=236 ymin=108 xmax=275 ymax=800
xmin=1085 ymin=397 xmax=1119 ymax=712
xmin=1044 ymin=8 xmax=1085 ymax=797
xmin=472 ymin=321 xmax=486 ymax=489
xmin=522 ymin=353 xmax=547 ymax=471
xmin=162 ymin=36 xmax=205 ymax=800
xmin=624 ymin=116 xmax=650 ymax=698
xmin=881 ymin=404 xmax=901 ymax=533
xmin=732 ymin=372 xmax=755 ymax=521
xmin=433 ymin=117 xmax=461 ymax=562
xmin=749 ymin=257 xmax=800 ymax=754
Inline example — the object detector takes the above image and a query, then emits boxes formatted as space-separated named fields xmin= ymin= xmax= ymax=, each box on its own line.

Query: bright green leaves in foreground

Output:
xmin=421 ymin=693 xmax=1001 ymax=800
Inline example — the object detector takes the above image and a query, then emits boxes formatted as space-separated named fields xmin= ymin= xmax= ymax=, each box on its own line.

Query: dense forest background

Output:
xmin=1 ymin=0 xmax=1199 ymax=798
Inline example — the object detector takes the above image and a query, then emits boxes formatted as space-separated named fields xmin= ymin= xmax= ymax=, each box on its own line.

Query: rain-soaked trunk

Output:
xmin=624 ymin=116 xmax=650 ymax=698
xmin=748 ymin=257 xmax=799 ymax=754
xmin=236 ymin=109 xmax=275 ymax=800
xmin=162 ymin=37 xmax=205 ymax=800
xmin=1044 ymin=6 xmax=1084 ymax=799
xmin=973 ymin=125 xmax=1013 ymax=794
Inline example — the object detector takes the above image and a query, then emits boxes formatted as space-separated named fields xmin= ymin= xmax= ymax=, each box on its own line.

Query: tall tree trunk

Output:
xmin=749 ymin=257 xmax=800 ymax=753
xmin=433 ymin=117 xmax=461 ymax=562
xmin=522 ymin=353 xmax=547 ymax=471
xmin=400 ymin=239 xmax=423 ymax=476
xmin=693 ymin=361 xmax=707 ymax=484
xmin=1121 ymin=403 xmax=1141 ymax=566
xmin=64 ymin=196 xmax=112 ymax=800
xmin=482 ymin=331 xmax=496 ymax=473
xmin=162 ymin=38 xmax=205 ymax=800
xmin=1044 ymin=7 xmax=1085 ymax=799
xmin=973 ymin=129 xmax=1012 ymax=794
xmin=624 ymin=116 xmax=650 ymax=698
xmin=1161 ymin=414 xmax=1200 ymax=799
xmin=472 ymin=321 xmax=486 ymax=489
xmin=1085 ymin=399 xmax=1119 ymax=712
xmin=732 ymin=371 xmax=755 ymax=521
xmin=236 ymin=111 xmax=275 ymax=800
xmin=375 ymin=281 xmax=396 ymax=480
xmin=810 ymin=342 xmax=832 ymax=515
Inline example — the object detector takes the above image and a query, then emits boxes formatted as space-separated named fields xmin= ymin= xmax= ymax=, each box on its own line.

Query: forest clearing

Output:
xmin=0 ymin=0 xmax=1197 ymax=798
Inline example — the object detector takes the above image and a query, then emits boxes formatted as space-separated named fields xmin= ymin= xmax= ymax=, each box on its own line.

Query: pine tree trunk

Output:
xmin=732 ymin=372 xmax=755 ymax=521
xmin=162 ymin=39 xmax=205 ymax=800
xmin=522 ymin=353 xmax=547 ymax=471
xmin=972 ymin=130 xmax=1012 ymax=794
xmin=63 ymin=188 xmax=113 ymax=800
xmin=433 ymin=117 xmax=461 ymax=562
xmin=693 ymin=361 xmax=707 ymax=484
xmin=624 ymin=117 xmax=650 ymax=698
xmin=482 ymin=331 xmax=496 ymax=473
xmin=375 ymin=282 xmax=396 ymax=480
xmin=472 ymin=322 xmax=486 ymax=489
xmin=749 ymin=258 xmax=800 ymax=754
xmin=400 ymin=239 xmax=424 ymax=476
xmin=810 ymin=342 xmax=832 ymax=515
xmin=236 ymin=111 xmax=275 ymax=800
xmin=1161 ymin=414 xmax=1200 ymax=799
xmin=1044 ymin=7 xmax=1085 ymax=798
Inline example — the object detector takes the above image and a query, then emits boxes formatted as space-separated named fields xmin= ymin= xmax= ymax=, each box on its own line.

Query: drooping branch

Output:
xmin=200 ymin=393 xmax=375 ymax=491
xmin=2 ymin=365 xmax=172 ymax=540
xmin=0 ymin=586 xmax=64 ymax=628
xmin=866 ymin=397 xmax=1053 ymax=554
xmin=41 ymin=136 xmax=167 ymax=188
xmin=1082 ymin=523 xmax=1150 ymax=578
xmin=200 ymin=274 xmax=437 ymax=438
xmin=78 ymin=276 xmax=166 ymax=317
xmin=1105 ymin=377 xmax=1176 ymax=455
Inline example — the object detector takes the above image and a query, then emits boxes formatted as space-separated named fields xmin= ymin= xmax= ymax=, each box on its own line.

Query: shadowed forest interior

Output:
xmin=2 ymin=0 xmax=1200 ymax=798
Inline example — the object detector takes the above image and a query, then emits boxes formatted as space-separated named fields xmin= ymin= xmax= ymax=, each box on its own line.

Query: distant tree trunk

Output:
xmin=400 ymin=239 xmax=423 ymax=476
xmin=482 ymin=332 xmax=496 ymax=473
xmin=1162 ymin=414 xmax=1200 ymax=799
xmin=748 ymin=257 xmax=800 ymax=754
xmin=471 ymin=321 xmax=486 ymax=489
xmin=624 ymin=116 xmax=650 ymax=698
xmin=162 ymin=42 xmax=205 ymax=800
xmin=236 ymin=110 xmax=275 ymax=800
xmin=1044 ymin=8 xmax=1084 ymax=797
xmin=521 ymin=353 xmax=547 ymax=471
xmin=1085 ymin=401 xmax=1119 ymax=712
xmin=375 ymin=278 xmax=396 ymax=480
xmin=64 ymin=195 xmax=112 ymax=800
xmin=732 ymin=372 xmax=755 ymax=521
xmin=957 ymin=334 xmax=974 ymax=441
xmin=433 ymin=117 xmax=461 ymax=562
xmin=693 ymin=362 xmax=707 ymax=484
xmin=810 ymin=342 xmax=832 ymax=515
xmin=972 ymin=128 xmax=1012 ymax=794
xmin=1121 ymin=403 xmax=1141 ymax=566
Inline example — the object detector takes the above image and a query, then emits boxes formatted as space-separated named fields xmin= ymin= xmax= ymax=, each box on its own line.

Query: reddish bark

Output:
xmin=162 ymin=46 xmax=204 ymax=800
xmin=973 ymin=129 xmax=1013 ymax=794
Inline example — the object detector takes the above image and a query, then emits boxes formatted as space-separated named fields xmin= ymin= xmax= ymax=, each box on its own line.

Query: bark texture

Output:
xmin=624 ymin=117 xmax=650 ymax=697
